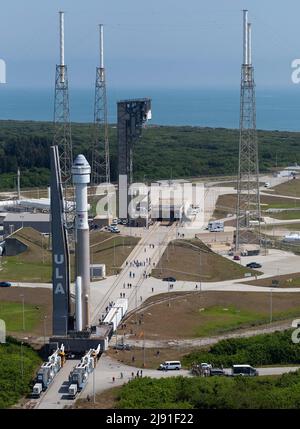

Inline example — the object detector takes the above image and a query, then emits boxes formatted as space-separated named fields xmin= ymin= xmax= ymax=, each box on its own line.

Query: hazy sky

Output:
xmin=1 ymin=0 xmax=300 ymax=89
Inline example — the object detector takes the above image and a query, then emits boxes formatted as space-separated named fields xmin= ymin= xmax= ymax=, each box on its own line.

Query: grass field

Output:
xmin=0 ymin=302 xmax=44 ymax=332
xmin=152 ymin=239 xmax=259 ymax=282
xmin=0 ymin=287 xmax=52 ymax=337
xmin=266 ymin=211 xmax=300 ymax=220
xmin=90 ymin=231 xmax=140 ymax=276
xmin=213 ymin=194 xmax=300 ymax=219
xmin=0 ymin=227 xmax=139 ymax=282
xmin=119 ymin=291 xmax=300 ymax=345
xmin=267 ymin=179 xmax=300 ymax=198
xmin=245 ymin=272 xmax=300 ymax=288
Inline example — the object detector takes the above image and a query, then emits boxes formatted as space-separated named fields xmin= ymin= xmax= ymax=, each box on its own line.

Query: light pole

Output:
xmin=93 ymin=365 xmax=96 ymax=404
xmin=20 ymin=341 xmax=24 ymax=386
xmin=43 ymin=316 xmax=47 ymax=346
xmin=20 ymin=294 xmax=25 ymax=331
xmin=270 ymin=288 xmax=273 ymax=324
xmin=143 ymin=330 xmax=146 ymax=368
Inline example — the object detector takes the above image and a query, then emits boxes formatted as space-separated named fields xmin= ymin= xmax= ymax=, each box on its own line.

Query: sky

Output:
xmin=1 ymin=0 xmax=300 ymax=90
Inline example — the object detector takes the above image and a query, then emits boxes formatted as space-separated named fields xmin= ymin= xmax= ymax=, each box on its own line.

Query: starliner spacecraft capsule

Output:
xmin=72 ymin=155 xmax=91 ymax=330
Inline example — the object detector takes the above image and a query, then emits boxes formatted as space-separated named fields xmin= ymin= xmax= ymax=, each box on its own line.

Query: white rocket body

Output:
xmin=72 ymin=155 xmax=91 ymax=330
xmin=75 ymin=276 xmax=83 ymax=331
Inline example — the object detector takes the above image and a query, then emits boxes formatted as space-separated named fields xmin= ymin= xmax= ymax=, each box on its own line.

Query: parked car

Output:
xmin=159 ymin=361 xmax=181 ymax=371
xmin=209 ymin=368 xmax=226 ymax=377
xmin=200 ymin=362 xmax=212 ymax=370
xmin=163 ymin=277 xmax=176 ymax=282
xmin=233 ymin=255 xmax=240 ymax=261
xmin=209 ymin=368 xmax=225 ymax=376
xmin=0 ymin=281 xmax=11 ymax=287
xmin=113 ymin=343 xmax=132 ymax=351
xmin=246 ymin=262 xmax=262 ymax=269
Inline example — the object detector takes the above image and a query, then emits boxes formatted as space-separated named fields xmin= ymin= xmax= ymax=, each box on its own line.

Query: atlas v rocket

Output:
xmin=51 ymin=148 xmax=91 ymax=336
xmin=72 ymin=154 xmax=91 ymax=331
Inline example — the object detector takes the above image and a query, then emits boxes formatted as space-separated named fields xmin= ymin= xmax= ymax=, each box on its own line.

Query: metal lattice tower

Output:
xmin=236 ymin=10 xmax=261 ymax=252
xmin=91 ymin=24 xmax=110 ymax=185
xmin=53 ymin=11 xmax=73 ymax=186
xmin=52 ymin=11 xmax=74 ymax=233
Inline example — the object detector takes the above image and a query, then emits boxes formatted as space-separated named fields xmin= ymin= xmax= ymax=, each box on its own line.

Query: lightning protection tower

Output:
xmin=91 ymin=24 xmax=110 ymax=185
xmin=236 ymin=10 xmax=261 ymax=252
xmin=53 ymin=11 xmax=73 ymax=186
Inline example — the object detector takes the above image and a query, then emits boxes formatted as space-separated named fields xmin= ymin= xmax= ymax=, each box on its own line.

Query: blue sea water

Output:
xmin=1 ymin=86 xmax=300 ymax=131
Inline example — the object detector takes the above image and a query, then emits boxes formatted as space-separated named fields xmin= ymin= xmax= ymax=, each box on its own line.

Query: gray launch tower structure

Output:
xmin=117 ymin=98 xmax=152 ymax=220
xmin=50 ymin=146 xmax=71 ymax=336
xmin=236 ymin=10 xmax=261 ymax=252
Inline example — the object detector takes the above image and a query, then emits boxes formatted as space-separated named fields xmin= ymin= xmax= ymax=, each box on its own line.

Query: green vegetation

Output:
xmin=268 ymin=211 xmax=300 ymax=220
xmin=0 ymin=337 xmax=41 ymax=408
xmin=1 ymin=121 xmax=300 ymax=189
xmin=114 ymin=371 xmax=300 ymax=409
xmin=182 ymin=330 xmax=300 ymax=368
xmin=91 ymin=233 xmax=140 ymax=276
xmin=0 ymin=228 xmax=139 ymax=282
xmin=246 ymin=272 xmax=300 ymax=289
xmin=192 ymin=306 xmax=300 ymax=337
xmin=0 ymin=302 xmax=44 ymax=332
xmin=268 ymin=178 xmax=300 ymax=198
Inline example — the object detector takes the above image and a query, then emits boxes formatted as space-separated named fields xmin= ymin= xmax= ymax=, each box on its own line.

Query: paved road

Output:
xmin=34 ymin=359 xmax=80 ymax=409
xmin=90 ymin=222 xmax=178 ymax=322
xmin=81 ymin=355 xmax=300 ymax=400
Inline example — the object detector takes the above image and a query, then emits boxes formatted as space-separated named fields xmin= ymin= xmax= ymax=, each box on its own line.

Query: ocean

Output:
xmin=1 ymin=86 xmax=300 ymax=132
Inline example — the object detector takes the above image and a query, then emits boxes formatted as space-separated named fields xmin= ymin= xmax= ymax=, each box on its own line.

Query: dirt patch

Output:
xmin=106 ymin=346 xmax=193 ymax=370
xmin=152 ymin=239 xmax=258 ymax=282
xmin=119 ymin=291 xmax=300 ymax=341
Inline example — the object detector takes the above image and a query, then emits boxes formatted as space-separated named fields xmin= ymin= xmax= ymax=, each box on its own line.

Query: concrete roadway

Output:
xmin=82 ymin=355 xmax=300 ymax=400
xmin=30 ymin=354 xmax=300 ymax=409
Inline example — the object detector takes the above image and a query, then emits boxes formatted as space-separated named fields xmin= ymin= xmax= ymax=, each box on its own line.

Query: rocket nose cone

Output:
xmin=73 ymin=154 xmax=90 ymax=168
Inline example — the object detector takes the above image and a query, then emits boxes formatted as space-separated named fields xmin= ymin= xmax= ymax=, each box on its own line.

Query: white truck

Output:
xmin=32 ymin=383 xmax=43 ymax=398
xmin=68 ymin=383 xmax=78 ymax=399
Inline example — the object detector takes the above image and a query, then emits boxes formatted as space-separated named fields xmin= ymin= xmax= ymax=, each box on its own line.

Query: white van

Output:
xmin=232 ymin=365 xmax=258 ymax=377
xmin=159 ymin=361 xmax=181 ymax=371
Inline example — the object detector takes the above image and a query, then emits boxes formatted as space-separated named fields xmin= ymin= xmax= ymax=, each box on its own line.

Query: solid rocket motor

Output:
xmin=72 ymin=154 xmax=91 ymax=330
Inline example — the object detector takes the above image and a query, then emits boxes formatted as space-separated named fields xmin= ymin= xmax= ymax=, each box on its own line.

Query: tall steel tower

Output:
xmin=91 ymin=24 xmax=110 ymax=185
xmin=236 ymin=10 xmax=261 ymax=252
xmin=53 ymin=11 xmax=73 ymax=185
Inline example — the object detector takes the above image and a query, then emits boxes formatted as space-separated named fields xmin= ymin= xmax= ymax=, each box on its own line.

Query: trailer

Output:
xmin=68 ymin=345 xmax=100 ymax=394
xmin=32 ymin=345 xmax=65 ymax=395
xmin=102 ymin=298 xmax=128 ymax=332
